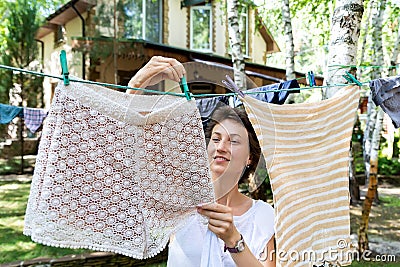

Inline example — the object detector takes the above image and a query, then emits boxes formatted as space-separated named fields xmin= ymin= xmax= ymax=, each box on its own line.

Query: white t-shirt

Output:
xmin=167 ymin=199 xmax=275 ymax=267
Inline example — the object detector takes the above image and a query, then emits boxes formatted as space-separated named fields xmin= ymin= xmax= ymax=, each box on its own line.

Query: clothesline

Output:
xmin=328 ymin=64 xmax=398 ymax=69
xmin=0 ymin=64 xmax=185 ymax=97
xmin=0 ymin=63 xmax=373 ymax=99
xmin=0 ymin=103 xmax=48 ymax=134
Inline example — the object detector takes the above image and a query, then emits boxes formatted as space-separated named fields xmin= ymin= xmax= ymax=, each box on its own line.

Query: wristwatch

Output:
xmin=224 ymin=234 xmax=245 ymax=253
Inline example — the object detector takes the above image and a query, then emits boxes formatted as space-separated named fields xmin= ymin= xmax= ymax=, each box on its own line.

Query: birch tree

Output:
xmin=282 ymin=0 xmax=295 ymax=80
xmin=323 ymin=0 xmax=364 ymax=99
xmin=390 ymin=16 xmax=400 ymax=75
xmin=227 ymin=0 xmax=246 ymax=90
xmin=359 ymin=0 xmax=386 ymax=253
xmin=363 ymin=0 xmax=385 ymax=182
xmin=359 ymin=109 xmax=384 ymax=252
xmin=357 ymin=0 xmax=374 ymax=79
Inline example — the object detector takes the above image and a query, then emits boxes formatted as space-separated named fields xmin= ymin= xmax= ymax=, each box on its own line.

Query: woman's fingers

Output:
xmin=149 ymin=56 xmax=185 ymax=83
xmin=198 ymin=202 xmax=231 ymax=213
xmin=128 ymin=56 xmax=186 ymax=89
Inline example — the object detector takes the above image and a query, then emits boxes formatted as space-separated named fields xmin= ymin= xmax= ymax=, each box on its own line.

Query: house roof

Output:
xmin=36 ymin=0 xmax=95 ymax=39
xmin=71 ymin=36 xmax=323 ymax=85
xmin=254 ymin=9 xmax=280 ymax=54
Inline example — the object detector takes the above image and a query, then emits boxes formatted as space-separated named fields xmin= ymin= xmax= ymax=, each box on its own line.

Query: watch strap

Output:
xmin=224 ymin=234 xmax=244 ymax=253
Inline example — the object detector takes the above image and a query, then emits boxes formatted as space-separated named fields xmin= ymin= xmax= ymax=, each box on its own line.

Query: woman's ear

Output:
xmin=247 ymin=158 xmax=252 ymax=167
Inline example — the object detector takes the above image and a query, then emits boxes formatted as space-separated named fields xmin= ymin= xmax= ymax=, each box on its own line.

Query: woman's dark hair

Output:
xmin=204 ymin=105 xmax=261 ymax=183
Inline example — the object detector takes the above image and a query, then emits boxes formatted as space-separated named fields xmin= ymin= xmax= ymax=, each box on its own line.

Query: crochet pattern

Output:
xmin=24 ymin=80 xmax=214 ymax=259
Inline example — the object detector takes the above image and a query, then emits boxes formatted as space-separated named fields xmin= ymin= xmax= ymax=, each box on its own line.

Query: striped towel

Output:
xmin=242 ymin=86 xmax=360 ymax=267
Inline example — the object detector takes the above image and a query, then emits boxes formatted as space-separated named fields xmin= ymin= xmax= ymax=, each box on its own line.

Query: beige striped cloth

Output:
xmin=242 ymin=86 xmax=360 ymax=267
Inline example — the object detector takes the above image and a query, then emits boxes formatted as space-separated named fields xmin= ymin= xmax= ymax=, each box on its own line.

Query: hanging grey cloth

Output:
xmin=369 ymin=76 xmax=400 ymax=128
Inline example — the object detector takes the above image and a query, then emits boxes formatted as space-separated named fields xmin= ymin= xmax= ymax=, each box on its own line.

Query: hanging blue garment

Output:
xmin=233 ymin=79 xmax=300 ymax=107
xmin=369 ymin=76 xmax=400 ymax=128
xmin=196 ymin=96 xmax=230 ymax=130
xmin=0 ymin=104 xmax=23 ymax=124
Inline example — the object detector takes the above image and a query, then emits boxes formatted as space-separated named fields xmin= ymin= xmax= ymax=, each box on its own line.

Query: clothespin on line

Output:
xmin=307 ymin=71 xmax=315 ymax=87
xmin=222 ymin=75 xmax=245 ymax=98
xmin=60 ymin=50 xmax=70 ymax=86
xmin=343 ymin=71 xmax=362 ymax=87
xmin=180 ymin=76 xmax=192 ymax=100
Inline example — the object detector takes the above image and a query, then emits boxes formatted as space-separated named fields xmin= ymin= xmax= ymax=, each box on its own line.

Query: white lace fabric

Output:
xmin=24 ymin=80 xmax=215 ymax=259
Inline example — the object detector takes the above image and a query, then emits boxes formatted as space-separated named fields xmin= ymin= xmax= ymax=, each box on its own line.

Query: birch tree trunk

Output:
xmin=227 ymin=0 xmax=246 ymax=90
xmin=359 ymin=0 xmax=386 ymax=252
xmin=357 ymin=0 xmax=374 ymax=79
xmin=390 ymin=16 xmax=400 ymax=75
xmin=363 ymin=100 xmax=377 ymax=183
xmin=359 ymin=108 xmax=384 ymax=252
xmin=282 ymin=0 xmax=295 ymax=81
xmin=371 ymin=0 xmax=385 ymax=80
xmin=364 ymin=0 xmax=385 ymax=185
xmin=323 ymin=0 xmax=364 ymax=99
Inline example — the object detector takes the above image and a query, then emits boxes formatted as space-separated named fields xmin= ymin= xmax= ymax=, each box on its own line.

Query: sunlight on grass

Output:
xmin=380 ymin=195 xmax=400 ymax=208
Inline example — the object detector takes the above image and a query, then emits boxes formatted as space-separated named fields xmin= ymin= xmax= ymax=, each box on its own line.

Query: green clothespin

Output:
xmin=343 ymin=71 xmax=362 ymax=86
xmin=307 ymin=71 xmax=315 ymax=86
xmin=180 ymin=76 xmax=192 ymax=100
xmin=60 ymin=50 xmax=70 ymax=86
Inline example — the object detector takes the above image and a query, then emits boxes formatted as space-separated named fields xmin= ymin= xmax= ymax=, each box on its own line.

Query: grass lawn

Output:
xmin=351 ymin=262 xmax=400 ymax=266
xmin=1 ymin=178 xmax=398 ymax=266
xmin=0 ymin=179 xmax=89 ymax=264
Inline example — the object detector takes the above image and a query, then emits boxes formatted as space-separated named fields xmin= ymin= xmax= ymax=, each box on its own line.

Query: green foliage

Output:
xmin=0 ymin=0 xmax=45 ymax=110
xmin=378 ymin=156 xmax=400 ymax=176
xmin=257 ymin=0 xmax=334 ymax=74
xmin=350 ymin=261 xmax=400 ymax=267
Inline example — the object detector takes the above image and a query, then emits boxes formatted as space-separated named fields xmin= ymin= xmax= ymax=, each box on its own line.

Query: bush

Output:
xmin=378 ymin=156 xmax=400 ymax=176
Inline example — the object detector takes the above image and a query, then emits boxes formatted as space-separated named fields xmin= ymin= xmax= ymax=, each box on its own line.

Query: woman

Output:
xmin=128 ymin=56 xmax=275 ymax=267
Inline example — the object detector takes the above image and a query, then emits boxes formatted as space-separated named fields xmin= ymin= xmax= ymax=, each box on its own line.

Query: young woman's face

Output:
xmin=207 ymin=119 xmax=251 ymax=183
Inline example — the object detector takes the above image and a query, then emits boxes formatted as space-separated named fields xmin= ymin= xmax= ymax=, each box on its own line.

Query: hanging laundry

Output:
xmin=0 ymin=103 xmax=23 ymax=124
xmin=23 ymin=107 xmax=48 ymax=133
xmin=24 ymin=79 xmax=215 ymax=259
xmin=196 ymin=96 xmax=229 ymax=130
xmin=233 ymin=79 xmax=300 ymax=107
xmin=369 ymin=76 xmax=400 ymax=128
xmin=241 ymin=86 xmax=360 ymax=267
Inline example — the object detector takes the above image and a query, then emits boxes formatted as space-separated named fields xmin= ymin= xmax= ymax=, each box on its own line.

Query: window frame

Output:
xmin=124 ymin=0 xmax=163 ymax=43
xmin=190 ymin=5 xmax=213 ymax=52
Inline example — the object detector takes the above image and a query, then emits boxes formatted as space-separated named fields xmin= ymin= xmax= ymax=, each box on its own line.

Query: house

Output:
xmin=35 ymin=0 xmax=312 ymax=108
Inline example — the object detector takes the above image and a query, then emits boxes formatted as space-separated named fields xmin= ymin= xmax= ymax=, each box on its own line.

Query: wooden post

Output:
xmin=19 ymin=117 xmax=24 ymax=174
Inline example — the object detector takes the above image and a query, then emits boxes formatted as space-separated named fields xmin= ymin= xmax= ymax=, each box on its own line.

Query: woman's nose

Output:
xmin=216 ymin=139 xmax=229 ymax=152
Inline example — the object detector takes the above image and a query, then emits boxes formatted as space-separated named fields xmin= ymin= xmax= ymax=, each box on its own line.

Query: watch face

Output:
xmin=237 ymin=240 xmax=245 ymax=252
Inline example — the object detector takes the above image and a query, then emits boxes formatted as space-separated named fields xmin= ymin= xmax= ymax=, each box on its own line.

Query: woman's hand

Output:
xmin=127 ymin=56 xmax=186 ymax=93
xmin=196 ymin=202 xmax=241 ymax=247
xmin=197 ymin=202 xmax=276 ymax=267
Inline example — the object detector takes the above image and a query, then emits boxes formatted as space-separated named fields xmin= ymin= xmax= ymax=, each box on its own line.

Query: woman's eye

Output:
xmin=231 ymin=140 xmax=239 ymax=144
xmin=212 ymin=138 xmax=220 ymax=142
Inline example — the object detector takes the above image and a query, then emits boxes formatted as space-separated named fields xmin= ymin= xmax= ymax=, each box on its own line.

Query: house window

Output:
xmin=124 ymin=0 xmax=163 ymax=43
xmin=54 ymin=25 xmax=65 ymax=45
xmin=190 ymin=5 xmax=212 ymax=52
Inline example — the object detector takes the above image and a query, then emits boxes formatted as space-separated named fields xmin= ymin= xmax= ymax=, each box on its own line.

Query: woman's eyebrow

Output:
xmin=212 ymin=131 xmax=242 ymax=138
